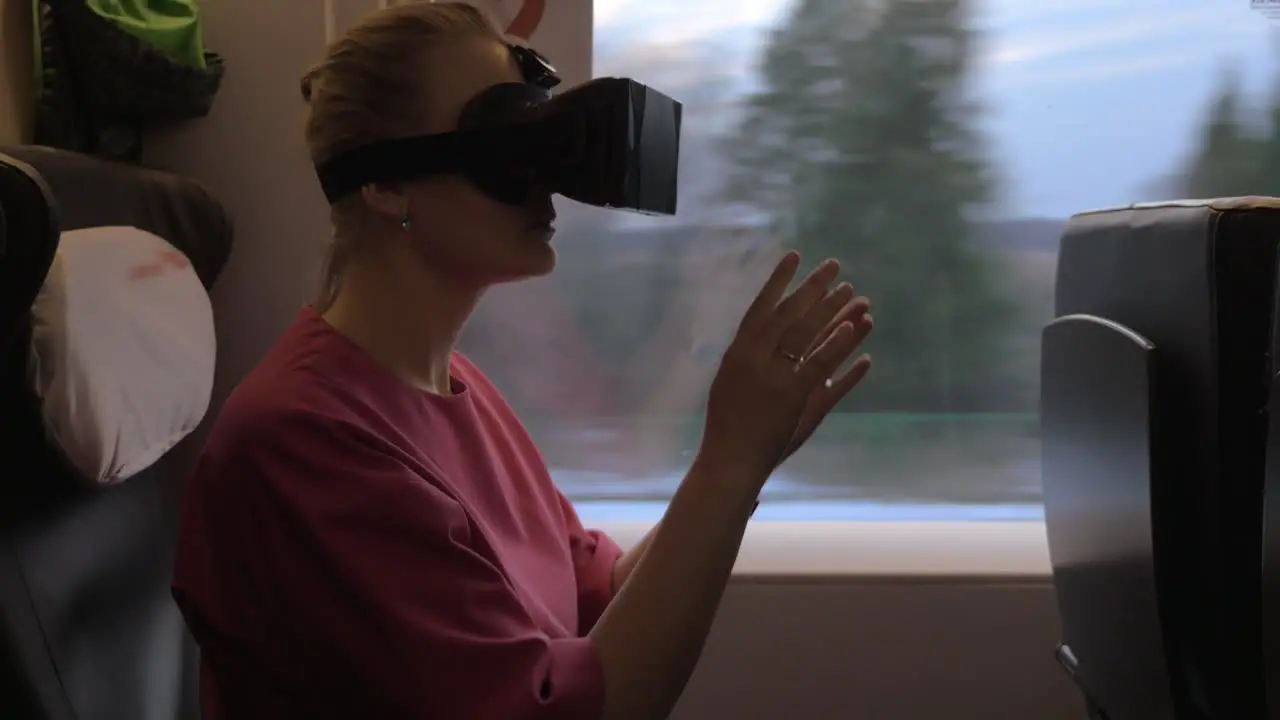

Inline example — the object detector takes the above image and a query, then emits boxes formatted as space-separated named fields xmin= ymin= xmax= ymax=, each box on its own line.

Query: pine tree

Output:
xmin=724 ymin=0 xmax=1023 ymax=412
xmin=1183 ymin=67 xmax=1264 ymax=198
xmin=1252 ymin=75 xmax=1280 ymax=195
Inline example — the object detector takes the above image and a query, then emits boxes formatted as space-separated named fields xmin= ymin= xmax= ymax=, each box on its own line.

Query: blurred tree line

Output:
xmin=473 ymin=0 xmax=1051 ymax=420
xmin=1172 ymin=67 xmax=1280 ymax=198
xmin=722 ymin=0 xmax=1025 ymax=413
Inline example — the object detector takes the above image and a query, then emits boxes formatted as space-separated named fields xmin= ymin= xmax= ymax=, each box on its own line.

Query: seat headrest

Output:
xmin=0 ymin=146 xmax=234 ymax=353
xmin=0 ymin=145 xmax=233 ymax=286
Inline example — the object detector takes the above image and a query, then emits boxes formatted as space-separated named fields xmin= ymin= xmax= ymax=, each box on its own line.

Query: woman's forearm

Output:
xmin=611 ymin=525 xmax=658 ymax=593
xmin=611 ymin=501 xmax=758 ymax=593
xmin=589 ymin=456 xmax=761 ymax=720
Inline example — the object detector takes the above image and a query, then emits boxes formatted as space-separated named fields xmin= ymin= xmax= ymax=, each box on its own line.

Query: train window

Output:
xmin=458 ymin=0 xmax=1268 ymax=525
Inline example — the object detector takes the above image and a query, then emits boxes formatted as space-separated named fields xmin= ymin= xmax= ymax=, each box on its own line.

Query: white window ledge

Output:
xmin=592 ymin=521 xmax=1053 ymax=580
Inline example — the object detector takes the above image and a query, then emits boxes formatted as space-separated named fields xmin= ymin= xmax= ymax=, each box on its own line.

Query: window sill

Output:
xmin=591 ymin=520 xmax=1053 ymax=581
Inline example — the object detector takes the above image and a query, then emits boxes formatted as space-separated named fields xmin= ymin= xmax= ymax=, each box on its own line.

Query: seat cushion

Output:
xmin=28 ymin=225 xmax=215 ymax=486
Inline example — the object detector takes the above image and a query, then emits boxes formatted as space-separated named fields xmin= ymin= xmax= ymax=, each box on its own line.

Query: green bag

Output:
xmin=33 ymin=0 xmax=225 ymax=162
xmin=84 ymin=0 xmax=207 ymax=69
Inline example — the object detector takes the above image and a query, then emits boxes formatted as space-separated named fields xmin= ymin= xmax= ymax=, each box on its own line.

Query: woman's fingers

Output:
xmin=768 ymin=260 xmax=841 ymax=344
xmin=802 ymin=313 xmax=874 ymax=385
xmin=822 ymin=354 xmax=873 ymax=404
xmin=740 ymin=251 xmax=801 ymax=333
xmin=800 ymin=293 xmax=869 ymax=358
xmin=779 ymin=283 xmax=854 ymax=359
xmin=847 ymin=311 xmax=874 ymax=353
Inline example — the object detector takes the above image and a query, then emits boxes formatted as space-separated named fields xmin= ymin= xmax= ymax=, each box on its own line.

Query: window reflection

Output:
xmin=458 ymin=0 xmax=1273 ymax=521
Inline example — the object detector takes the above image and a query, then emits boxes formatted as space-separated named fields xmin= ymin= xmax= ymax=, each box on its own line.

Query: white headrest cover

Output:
xmin=28 ymin=226 xmax=216 ymax=486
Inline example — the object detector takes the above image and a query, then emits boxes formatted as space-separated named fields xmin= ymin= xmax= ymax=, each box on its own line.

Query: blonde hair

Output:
xmin=301 ymin=2 xmax=504 ymax=312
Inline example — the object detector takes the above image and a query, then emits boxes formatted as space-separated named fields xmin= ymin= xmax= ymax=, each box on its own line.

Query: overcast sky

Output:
xmin=589 ymin=0 xmax=1280 ymax=220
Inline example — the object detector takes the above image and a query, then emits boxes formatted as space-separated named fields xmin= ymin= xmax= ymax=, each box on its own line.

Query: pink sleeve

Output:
xmin=557 ymin=492 xmax=625 ymax=634
xmin=235 ymin=411 xmax=607 ymax=720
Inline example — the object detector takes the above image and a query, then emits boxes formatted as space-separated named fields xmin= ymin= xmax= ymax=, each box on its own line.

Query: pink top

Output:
xmin=173 ymin=308 xmax=623 ymax=719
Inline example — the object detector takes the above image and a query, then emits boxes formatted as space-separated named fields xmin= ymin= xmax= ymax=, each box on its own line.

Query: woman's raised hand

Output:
xmin=698 ymin=251 xmax=873 ymax=489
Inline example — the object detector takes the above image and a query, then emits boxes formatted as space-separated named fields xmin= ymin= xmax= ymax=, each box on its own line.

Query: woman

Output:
xmin=173 ymin=4 xmax=874 ymax=719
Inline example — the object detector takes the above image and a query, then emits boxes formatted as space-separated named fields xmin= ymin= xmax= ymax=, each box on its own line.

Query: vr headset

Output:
xmin=315 ymin=44 xmax=683 ymax=216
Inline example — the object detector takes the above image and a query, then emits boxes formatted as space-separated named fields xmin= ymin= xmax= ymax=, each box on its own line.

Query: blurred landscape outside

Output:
xmin=457 ymin=0 xmax=1280 ymax=521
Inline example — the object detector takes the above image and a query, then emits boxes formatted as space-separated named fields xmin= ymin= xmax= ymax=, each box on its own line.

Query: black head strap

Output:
xmin=313 ymin=43 xmax=562 ymax=203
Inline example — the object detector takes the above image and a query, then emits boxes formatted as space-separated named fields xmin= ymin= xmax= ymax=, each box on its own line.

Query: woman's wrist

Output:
xmin=685 ymin=451 xmax=769 ymax=511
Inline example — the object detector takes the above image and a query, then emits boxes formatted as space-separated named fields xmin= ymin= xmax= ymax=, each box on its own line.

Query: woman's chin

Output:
xmin=490 ymin=243 xmax=557 ymax=284
xmin=523 ymin=243 xmax=558 ymax=277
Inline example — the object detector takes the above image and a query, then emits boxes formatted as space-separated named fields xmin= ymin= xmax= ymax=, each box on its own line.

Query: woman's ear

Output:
xmin=359 ymin=182 xmax=408 ymax=225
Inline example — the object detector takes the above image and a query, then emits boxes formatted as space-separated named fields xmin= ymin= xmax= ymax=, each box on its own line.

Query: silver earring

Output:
xmin=400 ymin=214 xmax=412 ymax=231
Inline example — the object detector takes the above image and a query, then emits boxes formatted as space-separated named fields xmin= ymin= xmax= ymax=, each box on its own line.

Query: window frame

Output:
xmin=590 ymin=520 xmax=1054 ymax=579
